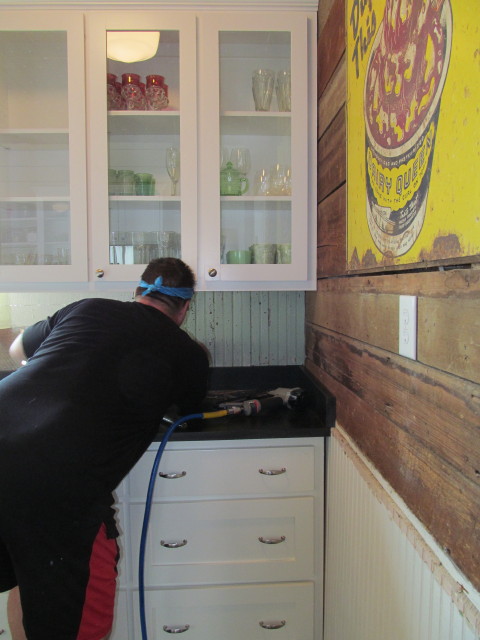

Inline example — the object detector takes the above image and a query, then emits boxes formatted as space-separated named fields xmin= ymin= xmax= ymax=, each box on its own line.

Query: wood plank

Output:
xmin=317 ymin=106 xmax=346 ymax=202
xmin=317 ymin=184 xmax=346 ymax=276
xmin=305 ymin=325 xmax=480 ymax=487
xmin=307 ymin=270 xmax=480 ymax=383
xmin=317 ymin=0 xmax=345 ymax=96
xmin=419 ymin=297 xmax=480 ymax=384
xmin=318 ymin=53 xmax=346 ymax=140
xmin=307 ymin=290 xmax=398 ymax=352
xmin=318 ymin=0 xmax=338 ymax=36
xmin=304 ymin=329 xmax=480 ymax=592
xmin=312 ymin=266 xmax=480 ymax=297
xmin=347 ymin=255 xmax=480 ymax=275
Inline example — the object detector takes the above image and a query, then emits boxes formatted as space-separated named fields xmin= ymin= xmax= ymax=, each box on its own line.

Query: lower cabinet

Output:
xmin=0 ymin=591 xmax=11 ymax=639
xmin=111 ymin=437 xmax=325 ymax=640
xmin=133 ymin=583 xmax=314 ymax=640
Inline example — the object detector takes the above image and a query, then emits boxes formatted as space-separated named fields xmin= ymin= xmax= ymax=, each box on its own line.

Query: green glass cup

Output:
xmin=134 ymin=173 xmax=155 ymax=196
xmin=226 ymin=249 xmax=251 ymax=264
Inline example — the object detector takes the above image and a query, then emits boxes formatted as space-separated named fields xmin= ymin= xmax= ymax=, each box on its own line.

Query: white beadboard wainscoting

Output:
xmin=325 ymin=427 xmax=480 ymax=640
xmin=1 ymin=290 xmax=305 ymax=368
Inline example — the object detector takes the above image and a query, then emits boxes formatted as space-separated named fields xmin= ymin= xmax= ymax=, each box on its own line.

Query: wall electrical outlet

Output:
xmin=399 ymin=295 xmax=417 ymax=359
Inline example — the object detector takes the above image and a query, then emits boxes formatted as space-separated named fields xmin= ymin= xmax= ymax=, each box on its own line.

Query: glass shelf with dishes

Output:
xmin=104 ymin=30 xmax=183 ymax=265
xmin=218 ymin=30 xmax=293 ymax=268
xmin=86 ymin=13 xmax=197 ymax=278
xmin=197 ymin=11 xmax=314 ymax=288
xmin=0 ymin=200 xmax=71 ymax=266
xmin=106 ymin=28 xmax=181 ymax=205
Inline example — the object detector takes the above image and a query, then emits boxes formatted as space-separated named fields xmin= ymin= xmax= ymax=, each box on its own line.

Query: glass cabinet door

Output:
xmin=198 ymin=13 xmax=315 ymax=289
xmin=86 ymin=13 xmax=197 ymax=282
xmin=0 ymin=12 xmax=87 ymax=283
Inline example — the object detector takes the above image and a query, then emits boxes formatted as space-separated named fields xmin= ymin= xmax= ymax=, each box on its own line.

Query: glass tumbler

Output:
xmin=121 ymin=73 xmax=145 ymax=111
xmin=145 ymin=75 xmax=168 ymax=110
xmin=275 ymin=70 xmax=291 ymax=112
xmin=116 ymin=170 xmax=135 ymax=195
xmin=252 ymin=69 xmax=275 ymax=111
xmin=107 ymin=73 xmax=122 ymax=110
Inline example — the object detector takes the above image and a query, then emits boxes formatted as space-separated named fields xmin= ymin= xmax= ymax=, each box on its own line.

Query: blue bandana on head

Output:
xmin=138 ymin=276 xmax=193 ymax=300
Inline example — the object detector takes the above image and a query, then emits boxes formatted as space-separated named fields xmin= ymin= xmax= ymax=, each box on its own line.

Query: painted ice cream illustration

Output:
xmin=364 ymin=0 xmax=452 ymax=257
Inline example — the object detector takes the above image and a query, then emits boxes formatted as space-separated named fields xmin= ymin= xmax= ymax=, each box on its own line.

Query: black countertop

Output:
xmin=159 ymin=365 xmax=335 ymax=441
xmin=0 ymin=365 xmax=335 ymax=442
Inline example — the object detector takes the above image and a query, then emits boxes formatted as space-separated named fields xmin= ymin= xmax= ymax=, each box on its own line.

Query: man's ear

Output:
xmin=176 ymin=300 xmax=190 ymax=326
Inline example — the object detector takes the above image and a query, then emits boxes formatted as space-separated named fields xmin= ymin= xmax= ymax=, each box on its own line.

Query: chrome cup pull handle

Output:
xmin=163 ymin=624 xmax=190 ymax=633
xmin=161 ymin=539 xmax=188 ymax=548
xmin=259 ymin=620 xmax=286 ymax=630
xmin=159 ymin=471 xmax=187 ymax=479
xmin=258 ymin=535 xmax=286 ymax=544
xmin=258 ymin=467 xmax=286 ymax=476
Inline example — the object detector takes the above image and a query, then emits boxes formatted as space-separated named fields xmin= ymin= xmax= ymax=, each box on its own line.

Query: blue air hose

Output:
xmin=139 ymin=410 xmax=230 ymax=640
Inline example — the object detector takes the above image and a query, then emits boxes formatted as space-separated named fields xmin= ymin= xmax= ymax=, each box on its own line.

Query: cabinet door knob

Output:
xmin=207 ymin=268 xmax=218 ymax=277
xmin=163 ymin=624 xmax=190 ymax=633
xmin=258 ymin=535 xmax=286 ymax=544
xmin=259 ymin=620 xmax=286 ymax=629
xmin=159 ymin=471 xmax=187 ymax=479
xmin=161 ymin=539 xmax=188 ymax=548
xmin=95 ymin=268 xmax=105 ymax=278
xmin=259 ymin=467 xmax=286 ymax=475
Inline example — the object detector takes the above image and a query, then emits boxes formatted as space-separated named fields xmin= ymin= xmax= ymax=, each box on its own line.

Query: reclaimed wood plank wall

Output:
xmin=308 ymin=0 xmax=480 ymax=591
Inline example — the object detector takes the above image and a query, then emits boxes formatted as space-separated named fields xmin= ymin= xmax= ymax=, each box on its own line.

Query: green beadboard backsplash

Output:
xmin=0 ymin=291 xmax=305 ymax=369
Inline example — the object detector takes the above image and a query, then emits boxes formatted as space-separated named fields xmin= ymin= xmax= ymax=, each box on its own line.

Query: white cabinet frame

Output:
xmin=0 ymin=12 xmax=88 ymax=283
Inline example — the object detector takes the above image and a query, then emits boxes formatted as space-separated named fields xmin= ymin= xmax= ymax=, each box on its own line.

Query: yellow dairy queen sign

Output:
xmin=347 ymin=0 xmax=480 ymax=270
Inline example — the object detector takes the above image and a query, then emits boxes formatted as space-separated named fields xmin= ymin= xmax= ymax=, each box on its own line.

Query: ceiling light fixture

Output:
xmin=107 ymin=31 xmax=160 ymax=63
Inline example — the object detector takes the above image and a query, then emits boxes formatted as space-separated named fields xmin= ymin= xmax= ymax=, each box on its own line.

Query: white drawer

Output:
xmin=132 ymin=582 xmax=314 ymax=640
xmin=129 ymin=497 xmax=314 ymax=586
xmin=110 ymin=589 xmax=129 ymax=640
xmin=128 ymin=446 xmax=315 ymax=499
xmin=0 ymin=590 xmax=11 ymax=639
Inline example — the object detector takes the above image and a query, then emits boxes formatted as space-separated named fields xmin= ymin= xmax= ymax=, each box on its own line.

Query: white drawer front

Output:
xmin=0 ymin=590 xmax=12 ymax=639
xmin=110 ymin=589 xmax=129 ymax=640
xmin=132 ymin=582 xmax=314 ymax=640
xmin=128 ymin=446 xmax=315 ymax=499
xmin=129 ymin=497 xmax=314 ymax=586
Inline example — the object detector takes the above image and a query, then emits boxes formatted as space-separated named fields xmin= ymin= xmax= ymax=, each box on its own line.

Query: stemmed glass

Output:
xmin=230 ymin=147 xmax=251 ymax=178
xmin=166 ymin=146 xmax=180 ymax=196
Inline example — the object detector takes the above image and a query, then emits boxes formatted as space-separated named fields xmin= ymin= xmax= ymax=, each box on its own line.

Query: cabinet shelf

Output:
xmin=0 ymin=197 xmax=70 ymax=203
xmin=109 ymin=195 xmax=180 ymax=202
xmin=223 ymin=111 xmax=290 ymax=117
xmin=221 ymin=113 xmax=290 ymax=136
xmin=108 ymin=111 xmax=180 ymax=135
xmin=221 ymin=196 xmax=291 ymax=203
xmin=0 ymin=130 xmax=69 ymax=147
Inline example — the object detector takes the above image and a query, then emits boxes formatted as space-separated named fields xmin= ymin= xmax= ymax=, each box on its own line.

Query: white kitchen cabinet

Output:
xmin=197 ymin=13 xmax=316 ymax=290
xmin=85 ymin=12 xmax=199 ymax=284
xmin=0 ymin=12 xmax=88 ymax=283
xmin=85 ymin=10 xmax=316 ymax=290
xmin=0 ymin=7 xmax=316 ymax=291
xmin=132 ymin=583 xmax=314 ymax=640
xmin=112 ymin=437 xmax=324 ymax=640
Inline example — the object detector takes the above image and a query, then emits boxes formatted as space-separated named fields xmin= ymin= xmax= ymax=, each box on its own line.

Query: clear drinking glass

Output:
xmin=269 ymin=163 xmax=290 ymax=195
xmin=252 ymin=69 xmax=275 ymax=111
xmin=230 ymin=148 xmax=251 ymax=177
xmin=275 ymin=70 xmax=291 ymax=112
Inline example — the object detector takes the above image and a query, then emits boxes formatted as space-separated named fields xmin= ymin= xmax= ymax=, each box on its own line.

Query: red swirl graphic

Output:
xmin=365 ymin=0 xmax=446 ymax=149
